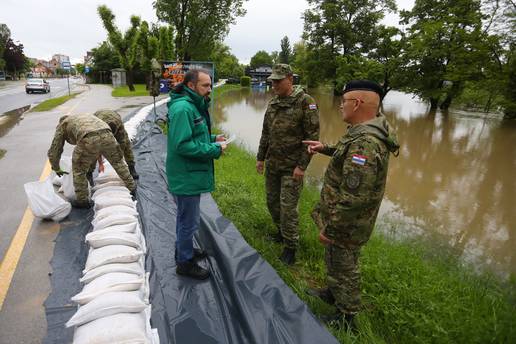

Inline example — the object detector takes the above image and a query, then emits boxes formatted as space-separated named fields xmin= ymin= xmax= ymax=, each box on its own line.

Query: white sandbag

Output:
xmin=92 ymin=186 xmax=130 ymax=199
xmin=92 ymin=192 xmax=132 ymax=204
xmin=86 ymin=231 xmax=142 ymax=250
xmin=66 ymin=290 xmax=147 ymax=328
xmin=72 ymin=311 xmax=150 ymax=344
xmin=94 ymin=197 xmax=135 ymax=211
xmin=84 ymin=245 xmax=143 ymax=273
xmin=92 ymin=213 xmax=137 ymax=230
xmin=94 ymin=205 xmax=138 ymax=221
xmin=24 ymin=178 xmax=71 ymax=222
xmin=80 ymin=260 xmax=144 ymax=284
xmin=93 ymin=173 xmax=123 ymax=184
xmin=92 ymin=180 xmax=126 ymax=192
xmin=91 ymin=222 xmax=138 ymax=234
xmin=71 ymin=272 xmax=144 ymax=304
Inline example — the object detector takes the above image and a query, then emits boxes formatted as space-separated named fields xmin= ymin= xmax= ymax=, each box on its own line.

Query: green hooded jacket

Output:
xmin=166 ymin=86 xmax=221 ymax=195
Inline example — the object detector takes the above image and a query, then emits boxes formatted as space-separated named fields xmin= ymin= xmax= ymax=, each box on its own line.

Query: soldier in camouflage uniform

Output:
xmin=256 ymin=64 xmax=320 ymax=265
xmin=303 ymin=80 xmax=399 ymax=328
xmin=93 ymin=109 xmax=139 ymax=179
xmin=48 ymin=114 xmax=136 ymax=208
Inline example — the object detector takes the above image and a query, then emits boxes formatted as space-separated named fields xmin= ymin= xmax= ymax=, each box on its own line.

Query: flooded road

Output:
xmin=213 ymin=87 xmax=516 ymax=278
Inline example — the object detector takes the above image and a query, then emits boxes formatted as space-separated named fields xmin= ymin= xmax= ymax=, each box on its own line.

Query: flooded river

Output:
xmin=212 ymin=87 xmax=516 ymax=278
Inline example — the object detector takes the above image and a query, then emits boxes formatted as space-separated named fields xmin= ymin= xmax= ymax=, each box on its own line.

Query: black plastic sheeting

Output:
xmin=43 ymin=208 xmax=93 ymax=344
xmin=134 ymin=104 xmax=339 ymax=344
xmin=43 ymin=103 xmax=339 ymax=344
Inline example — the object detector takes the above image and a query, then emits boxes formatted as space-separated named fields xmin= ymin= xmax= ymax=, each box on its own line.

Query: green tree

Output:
xmin=0 ymin=23 xmax=10 ymax=70
xmin=250 ymin=50 xmax=273 ymax=68
xmin=158 ymin=25 xmax=175 ymax=61
xmin=3 ymin=38 xmax=28 ymax=79
xmin=209 ymin=42 xmax=243 ymax=80
xmin=75 ymin=63 xmax=85 ymax=74
xmin=279 ymin=36 xmax=291 ymax=64
xmin=97 ymin=5 xmax=140 ymax=91
xmin=302 ymin=0 xmax=396 ymax=86
xmin=270 ymin=51 xmax=279 ymax=64
xmin=154 ymin=0 xmax=247 ymax=61
xmin=138 ymin=21 xmax=159 ymax=89
xmin=400 ymin=0 xmax=490 ymax=110
xmin=90 ymin=41 xmax=120 ymax=83
xmin=291 ymin=41 xmax=309 ymax=83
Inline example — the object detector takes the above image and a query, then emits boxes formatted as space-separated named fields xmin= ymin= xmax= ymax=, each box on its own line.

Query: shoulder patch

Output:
xmin=309 ymin=103 xmax=317 ymax=110
xmin=351 ymin=154 xmax=367 ymax=166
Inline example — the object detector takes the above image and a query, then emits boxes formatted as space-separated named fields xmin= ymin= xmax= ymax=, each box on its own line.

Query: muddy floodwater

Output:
xmin=213 ymin=87 xmax=516 ymax=278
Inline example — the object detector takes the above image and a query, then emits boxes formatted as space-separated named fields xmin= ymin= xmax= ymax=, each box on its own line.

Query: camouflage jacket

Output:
xmin=257 ymin=86 xmax=319 ymax=172
xmin=94 ymin=110 xmax=124 ymax=137
xmin=47 ymin=114 xmax=110 ymax=171
xmin=314 ymin=114 xmax=399 ymax=248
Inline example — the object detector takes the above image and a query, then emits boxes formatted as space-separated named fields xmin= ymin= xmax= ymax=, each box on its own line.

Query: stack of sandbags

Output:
xmin=65 ymin=163 xmax=159 ymax=344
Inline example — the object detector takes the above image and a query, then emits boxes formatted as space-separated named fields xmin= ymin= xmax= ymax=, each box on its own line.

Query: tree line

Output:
xmin=0 ymin=23 xmax=32 ymax=80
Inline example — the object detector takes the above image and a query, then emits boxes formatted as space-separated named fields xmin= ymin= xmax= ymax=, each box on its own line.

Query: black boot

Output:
xmin=176 ymin=260 xmax=210 ymax=280
xmin=306 ymin=287 xmax=335 ymax=305
xmin=128 ymin=164 xmax=139 ymax=180
xmin=267 ymin=231 xmax=283 ymax=243
xmin=175 ymin=248 xmax=208 ymax=262
xmin=279 ymin=247 xmax=296 ymax=265
xmin=71 ymin=200 xmax=93 ymax=209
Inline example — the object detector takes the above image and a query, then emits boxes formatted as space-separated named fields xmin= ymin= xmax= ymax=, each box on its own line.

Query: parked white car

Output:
xmin=25 ymin=78 xmax=50 ymax=94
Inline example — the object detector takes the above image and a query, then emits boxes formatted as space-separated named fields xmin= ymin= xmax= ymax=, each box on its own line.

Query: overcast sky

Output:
xmin=1 ymin=0 xmax=414 ymax=65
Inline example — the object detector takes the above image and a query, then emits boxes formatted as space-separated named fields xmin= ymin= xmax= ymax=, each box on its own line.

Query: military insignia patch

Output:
xmin=309 ymin=103 xmax=317 ymax=110
xmin=351 ymin=154 xmax=367 ymax=165
xmin=346 ymin=173 xmax=361 ymax=190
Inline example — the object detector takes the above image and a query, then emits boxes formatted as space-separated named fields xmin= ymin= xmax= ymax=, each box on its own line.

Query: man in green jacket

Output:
xmin=166 ymin=69 xmax=226 ymax=280
xmin=303 ymin=80 xmax=399 ymax=329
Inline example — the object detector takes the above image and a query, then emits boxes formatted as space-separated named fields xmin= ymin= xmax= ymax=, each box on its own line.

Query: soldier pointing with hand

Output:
xmin=304 ymin=80 xmax=399 ymax=329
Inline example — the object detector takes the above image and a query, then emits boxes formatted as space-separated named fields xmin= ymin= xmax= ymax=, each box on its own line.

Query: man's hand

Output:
xmin=256 ymin=160 xmax=264 ymax=174
xmin=318 ymin=230 xmax=334 ymax=246
xmin=219 ymin=142 xmax=228 ymax=154
xmin=292 ymin=166 xmax=305 ymax=182
xmin=216 ymin=134 xmax=226 ymax=142
xmin=55 ymin=169 xmax=69 ymax=177
xmin=302 ymin=140 xmax=324 ymax=155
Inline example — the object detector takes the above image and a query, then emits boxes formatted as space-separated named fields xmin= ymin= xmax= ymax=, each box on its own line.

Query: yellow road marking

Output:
xmin=0 ymin=161 xmax=52 ymax=310
xmin=0 ymin=96 xmax=85 ymax=311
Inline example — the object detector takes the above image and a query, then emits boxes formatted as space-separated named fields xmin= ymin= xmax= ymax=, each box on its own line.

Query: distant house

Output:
xmin=31 ymin=62 xmax=52 ymax=77
xmin=246 ymin=65 xmax=272 ymax=82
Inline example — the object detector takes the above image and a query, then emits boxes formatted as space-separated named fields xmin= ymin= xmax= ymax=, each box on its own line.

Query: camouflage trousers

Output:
xmin=265 ymin=167 xmax=303 ymax=248
xmin=73 ymin=130 xmax=136 ymax=202
xmin=326 ymin=244 xmax=362 ymax=314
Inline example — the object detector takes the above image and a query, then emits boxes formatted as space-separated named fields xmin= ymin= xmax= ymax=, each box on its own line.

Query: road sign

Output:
xmin=61 ymin=61 xmax=71 ymax=70
xmin=85 ymin=66 xmax=90 ymax=73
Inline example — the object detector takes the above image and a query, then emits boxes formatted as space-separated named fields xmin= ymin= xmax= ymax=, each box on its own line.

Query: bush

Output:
xmin=240 ymin=76 xmax=251 ymax=87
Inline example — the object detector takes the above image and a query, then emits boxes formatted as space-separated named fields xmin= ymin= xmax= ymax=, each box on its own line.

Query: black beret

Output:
xmin=342 ymin=80 xmax=383 ymax=97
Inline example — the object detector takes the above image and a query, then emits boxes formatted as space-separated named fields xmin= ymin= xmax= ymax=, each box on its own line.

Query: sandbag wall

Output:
xmin=64 ymin=164 xmax=159 ymax=344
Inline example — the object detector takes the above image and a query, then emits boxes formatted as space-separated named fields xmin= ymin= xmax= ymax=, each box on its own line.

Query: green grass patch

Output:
xmin=30 ymin=93 xmax=80 ymax=112
xmin=0 ymin=149 xmax=6 ymax=160
xmin=212 ymin=83 xmax=242 ymax=98
xmin=212 ymin=144 xmax=516 ymax=343
xmin=112 ymin=84 xmax=150 ymax=97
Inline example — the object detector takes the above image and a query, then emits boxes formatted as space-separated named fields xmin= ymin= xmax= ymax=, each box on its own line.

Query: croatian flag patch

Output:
xmin=351 ymin=155 xmax=367 ymax=165
xmin=309 ymin=103 xmax=317 ymax=110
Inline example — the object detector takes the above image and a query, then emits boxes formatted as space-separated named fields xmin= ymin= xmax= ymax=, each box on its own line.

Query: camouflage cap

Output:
xmin=267 ymin=64 xmax=293 ymax=80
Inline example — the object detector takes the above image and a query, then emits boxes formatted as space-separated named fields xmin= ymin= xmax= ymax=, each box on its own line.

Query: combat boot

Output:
xmin=279 ymin=247 xmax=296 ymax=265
xmin=306 ymin=287 xmax=335 ymax=305
xmin=176 ymin=260 xmax=210 ymax=280
xmin=71 ymin=200 xmax=93 ymax=209
xmin=128 ymin=164 xmax=139 ymax=180
xmin=266 ymin=231 xmax=283 ymax=243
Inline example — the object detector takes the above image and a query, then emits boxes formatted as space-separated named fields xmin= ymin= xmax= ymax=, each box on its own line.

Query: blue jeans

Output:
xmin=173 ymin=194 xmax=201 ymax=263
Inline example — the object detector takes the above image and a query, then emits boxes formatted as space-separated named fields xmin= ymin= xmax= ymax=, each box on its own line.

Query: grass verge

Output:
xmin=30 ymin=93 xmax=80 ymax=112
xmin=212 ymin=144 xmax=516 ymax=343
xmin=112 ymin=84 xmax=149 ymax=97
xmin=0 ymin=149 xmax=5 ymax=160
